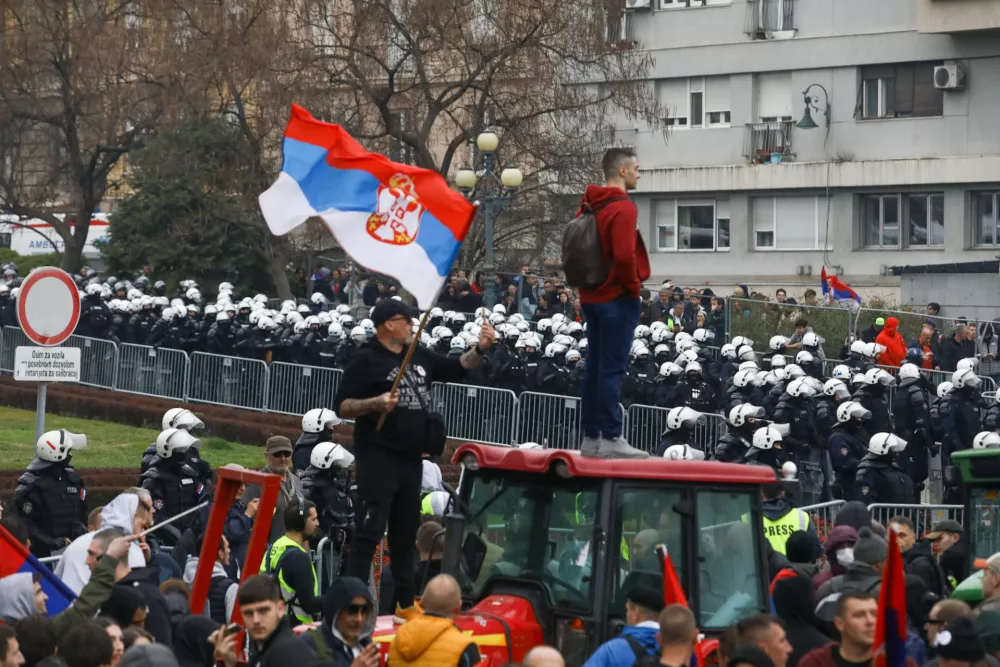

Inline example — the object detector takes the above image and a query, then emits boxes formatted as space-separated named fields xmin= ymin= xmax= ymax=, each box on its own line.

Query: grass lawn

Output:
xmin=0 ymin=406 xmax=265 ymax=470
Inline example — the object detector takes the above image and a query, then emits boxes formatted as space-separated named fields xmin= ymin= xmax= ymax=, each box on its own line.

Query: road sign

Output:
xmin=16 ymin=267 xmax=80 ymax=346
xmin=14 ymin=346 xmax=81 ymax=382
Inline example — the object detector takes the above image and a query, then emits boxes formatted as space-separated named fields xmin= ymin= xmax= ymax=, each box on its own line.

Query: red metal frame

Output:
xmin=189 ymin=466 xmax=281 ymax=622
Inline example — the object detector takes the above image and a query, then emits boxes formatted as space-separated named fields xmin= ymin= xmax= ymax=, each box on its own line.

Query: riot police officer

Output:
xmin=772 ymin=377 xmax=820 ymax=459
xmin=654 ymin=362 xmax=683 ymax=408
xmin=678 ymin=362 xmax=716 ymax=413
xmin=724 ymin=368 xmax=759 ymax=414
xmin=292 ymin=407 xmax=341 ymax=472
xmin=763 ymin=364 xmax=805 ymax=417
xmin=815 ymin=378 xmax=851 ymax=443
xmin=892 ymin=363 xmax=934 ymax=501
xmin=930 ymin=381 xmax=955 ymax=446
xmin=949 ymin=367 xmax=985 ymax=454
xmin=985 ymin=392 xmax=1000 ymax=433
xmin=206 ymin=310 xmax=238 ymax=355
xmin=624 ymin=346 xmax=656 ymax=407
xmin=855 ymin=432 xmax=915 ymax=504
xmin=76 ymin=284 xmax=113 ymax=339
xmin=655 ymin=406 xmax=705 ymax=457
xmin=852 ymin=368 xmax=893 ymax=435
xmin=828 ymin=401 xmax=871 ymax=501
xmin=538 ymin=343 xmax=571 ymax=396
xmin=141 ymin=408 xmax=209 ymax=484
xmin=744 ymin=425 xmax=790 ymax=472
xmin=299 ymin=442 xmax=355 ymax=559
xmin=714 ymin=404 xmax=764 ymax=463
xmin=140 ymin=428 xmax=207 ymax=545
xmin=14 ymin=429 xmax=89 ymax=558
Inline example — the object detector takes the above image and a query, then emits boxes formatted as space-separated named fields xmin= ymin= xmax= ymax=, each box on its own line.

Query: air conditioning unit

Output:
xmin=934 ymin=64 xmax=966 ymax=91
xmin=626 ymin=0 xmax=651 ymax=8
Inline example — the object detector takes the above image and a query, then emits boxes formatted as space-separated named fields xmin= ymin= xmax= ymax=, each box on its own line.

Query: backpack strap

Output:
xmin=580 ymin=195 xmax=630 ymax=214
xmin=624 ymin=635 xmax=650 ymax=662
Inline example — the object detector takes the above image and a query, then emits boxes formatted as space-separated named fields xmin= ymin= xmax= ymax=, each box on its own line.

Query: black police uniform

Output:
xmin=852 ymin=385 xmax=892 ymax=435
xmin=291 ymin=430 xmax=328 ymax=473
xmin=207 ymin=320 xmax=238 ymax=355
xmin=828 ymin=422 xmax=867 ymax=500
xmin=14 ymin=458 xmax=88 ymax=558
xmin=76 ymin=295 xmax=112 ymax=339
xmin=299 ymin=465 xmax=354 ymax=546
xmin=624 ymin=358 xmax=656 ymax=407
xmin=679 ymin=375 xmax=716 ymax=413
xmin=985 ymin=401 xmax=1000 ymax=432
xmin=892 ymin=377 xmax=933 ymax=497
xmin=140 ymin=452 xmax=206 ymax=545
xmin=772 ymin=392 xmax=820 ymax=458
xmin=814 ymin=394 xmax=841 ymax=443
xmin=334 ymin=314 xmax=479 ymax=612
xmin=855 ymin=452 xmax=915 ymax=504
xmin=714 ymin=424 xmax=755 ymax=463
xmin=743 ymin=443 xmax=789 ymax=472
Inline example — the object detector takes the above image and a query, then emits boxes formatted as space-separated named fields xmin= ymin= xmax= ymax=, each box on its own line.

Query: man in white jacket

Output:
xmin=54 ymin=489 xmax=153 ymax=595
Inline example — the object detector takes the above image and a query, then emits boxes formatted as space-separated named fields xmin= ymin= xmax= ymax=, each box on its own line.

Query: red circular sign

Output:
xmin=16 ymin=267 xmax=81 ymax=346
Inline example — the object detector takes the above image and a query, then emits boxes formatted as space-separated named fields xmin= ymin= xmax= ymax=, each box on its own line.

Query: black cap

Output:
xmin=926 ymin=519 xmax=963 ymax=539
xmin=933 ymin=617 xmax=986 ymax=662
xmin=626 ymin=583 xmax=665 ymax=613
xmin=371 ymin=298 xmax=418 ymax=327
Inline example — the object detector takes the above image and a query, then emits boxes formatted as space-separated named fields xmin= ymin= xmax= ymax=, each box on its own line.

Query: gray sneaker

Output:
xmin=598 ymin=436 xmax=650 ymax=459
xmin=580 ymin=435 xmax=602 ymax=457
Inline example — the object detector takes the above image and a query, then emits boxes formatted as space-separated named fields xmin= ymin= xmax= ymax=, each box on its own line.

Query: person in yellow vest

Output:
xmin=387 ymin=573 xmax=482 ymax=667
xmin=260 ymin=498 xmax=323 ymax=624
xmin=760 ymin=484 xmax=813 ymax=556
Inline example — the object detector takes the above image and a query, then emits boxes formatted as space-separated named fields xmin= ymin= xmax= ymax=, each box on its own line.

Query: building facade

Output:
xmin=617 ymin=0 xmax=1000 ymax=293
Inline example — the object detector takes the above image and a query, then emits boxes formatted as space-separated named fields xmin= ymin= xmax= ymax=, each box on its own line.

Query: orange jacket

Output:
xmin=876 ymin=317 xmax=907 ymax=367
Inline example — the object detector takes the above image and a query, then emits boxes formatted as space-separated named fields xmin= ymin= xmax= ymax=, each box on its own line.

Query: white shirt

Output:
xmin=332 ymin=627 xmax=362 ymax=659
xmin=421 ymin=460 xmax=444 ymax=494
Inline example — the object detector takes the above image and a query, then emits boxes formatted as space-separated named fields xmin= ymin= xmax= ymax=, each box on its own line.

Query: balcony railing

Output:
xmin=745 ymin=0 xmax=794 ymax=38
xmin=598 ymin=128 xmax=639 ymax=149
xmin=742 ymin=121 xmax=794 ymax=164
xmin=605 ymin=9 xmax=635 ymax=45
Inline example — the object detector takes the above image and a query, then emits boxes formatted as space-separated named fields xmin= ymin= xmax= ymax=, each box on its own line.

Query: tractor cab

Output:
xmin=950 ymin=447 xmax=1000 ymax=604
xmin=369 ymin=443 xmax=779 ymax=666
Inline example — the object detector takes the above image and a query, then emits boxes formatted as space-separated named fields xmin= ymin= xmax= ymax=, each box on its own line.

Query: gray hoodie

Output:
xmin=182 ymin=556 xmax=236 ymax=623
xmin=55 ymin=493 xmax=145 ymax=595
xmin=0 ymin=572 xmax=37 ymax=623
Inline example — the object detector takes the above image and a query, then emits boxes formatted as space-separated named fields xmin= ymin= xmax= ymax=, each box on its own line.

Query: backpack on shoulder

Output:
xmin=625 ymin=635 xmax=661 ymax=667
xmin=562 ymin=196 xmax=629 ymax=289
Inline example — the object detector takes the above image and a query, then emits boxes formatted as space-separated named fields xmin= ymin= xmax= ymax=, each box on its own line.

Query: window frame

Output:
xmin=857 ymin=62 xmax=944 ymax=121
xmin=860 ymin=192 xmax=946 ymax=250
xmin=667 ymin=78 xmax=730 ymax=130
xmin=972 ymin=192 xmax=1000 ymax=247
xmin=707 ymin=110 xmax=731 ymax=127
xmin=905 ymin=193 xmax=945 ymax=248
xmin=752 ymin=196 xmax=828 ymax=251
xmin=657 ymin=199 xmax=730 ymax=253
xmin=861 ymin=77 xmax=890 ymax=119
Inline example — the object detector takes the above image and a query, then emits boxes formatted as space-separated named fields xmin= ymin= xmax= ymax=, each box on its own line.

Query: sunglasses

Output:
xmin=345 ymin=603 xmax=372 ymax=616
xmin=269 ymin=451 xmax=291 ymax=459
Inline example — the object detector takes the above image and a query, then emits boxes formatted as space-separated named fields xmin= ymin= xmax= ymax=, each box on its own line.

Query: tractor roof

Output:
xmin=454 ymin=443 xmax=777 ymax=485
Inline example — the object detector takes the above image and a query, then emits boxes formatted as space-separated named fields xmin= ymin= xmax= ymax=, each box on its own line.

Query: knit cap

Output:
xmin=934 ymin=617 xmax=986 ymax=662
xmin=853 ymin=527 xmax=888 ymax=565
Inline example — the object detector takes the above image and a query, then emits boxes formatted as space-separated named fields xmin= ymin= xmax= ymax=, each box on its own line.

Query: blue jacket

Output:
xmin=583 ymin=625 xmax=660 ymax=667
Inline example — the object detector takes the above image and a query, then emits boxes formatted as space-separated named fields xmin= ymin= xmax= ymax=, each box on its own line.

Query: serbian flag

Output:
xmin=0 ymin=525 xmax=77 ymax=616
xmin=259 ymin=104 xmax=477 ymax=309
xmin=656 ymin=544 xmax=688 ymax=607
xmin=821 ymin=266 xmax=862 ymax=305
xmin=873 ymin=529 xmax=908 ymax=667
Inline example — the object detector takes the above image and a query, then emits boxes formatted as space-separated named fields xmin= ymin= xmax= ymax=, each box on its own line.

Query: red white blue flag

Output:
xmin=259 ymin=104 xmax=477 ymax=309
xmin=0 ymin=524 xmax=77 ymax=616
xmin=874 ymin=529 xmax=908 ymax=667
xmin=821 ymin=266 xmax=862 ymax=305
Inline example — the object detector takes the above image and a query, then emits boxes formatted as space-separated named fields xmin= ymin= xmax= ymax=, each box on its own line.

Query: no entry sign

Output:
xmin=16 ymin=267 xmax=81 ymax=346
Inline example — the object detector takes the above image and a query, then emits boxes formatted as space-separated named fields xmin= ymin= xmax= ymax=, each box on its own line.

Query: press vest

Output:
xmin=761 ymin=509 xmax=810 ymax=555
xmin=260 ymin=535 xmax=319 ymax=624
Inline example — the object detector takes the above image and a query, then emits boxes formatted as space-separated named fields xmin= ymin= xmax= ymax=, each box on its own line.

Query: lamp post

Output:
xmin=796 ymin=83 xmax=831 ymax=129
xmin=454 ymin=131 xmax=522 ymax=308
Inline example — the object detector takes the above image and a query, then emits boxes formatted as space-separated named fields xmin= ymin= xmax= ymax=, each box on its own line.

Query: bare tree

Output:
xmin=0 ymin=0 xmax=184 ymax=272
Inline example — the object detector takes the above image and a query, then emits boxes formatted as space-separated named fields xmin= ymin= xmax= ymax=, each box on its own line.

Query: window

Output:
xmin=657 ymin=77 xmax=730 ymax=129
xmin=660 ymin=0 xmax=731 ymax=7
xmin=861 ymin=192 xmax=945 ymax=249
xmin=858 ymin=62 xmax=943 ymax=120
xmin=708 ymin=111 xmax=731 ymax=126
xmin=973 ymin=192 xmax=1000 ymax=247
xmin=756 ymin=72 xmax=792 ymax=122
xmin=697 ymin=491 xmax=764 ymax=627
xmin=655 ymin=199 xmax=730 ymax=252
xmin=753 ymin=196 xmax=828 ymax=250
xmin=690 ymin=92 xmax=704 ymax=128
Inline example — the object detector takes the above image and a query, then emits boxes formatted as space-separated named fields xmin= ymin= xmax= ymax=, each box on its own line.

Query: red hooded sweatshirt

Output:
xmin=576 ymin=185 xmax=650 ymax=304
xmin=876 ymin=316 xmax=907 ymax=367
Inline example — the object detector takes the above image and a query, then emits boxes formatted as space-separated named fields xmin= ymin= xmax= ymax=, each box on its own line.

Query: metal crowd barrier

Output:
xmin=798 ymin=500 xmax=846 ymax=543
xmin=515 ymin=391 xmax=626 ymax=450
xmin=59 ymin=335 xmax=119 ymax=390
xmin=0 ymin=326 xmax=29 ymax=372
xmin=624 ymin=404 xmax=729 ymax=455
xmin=866 ymin=503 xmax=963 ymax=536
xmin=187 ymin=352 xmax=269 ymax=411
xmin=267 ymin=362 xmax=343 ymax=416
xmin=431 ymin=383 xmax=517 ymax=446
xmin=116 ymin=343 xmax=189 ymax=400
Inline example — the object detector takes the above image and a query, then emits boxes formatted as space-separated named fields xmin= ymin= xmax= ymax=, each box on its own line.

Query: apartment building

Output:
xmin=610 ymin=0 xmax=1000 ymax=288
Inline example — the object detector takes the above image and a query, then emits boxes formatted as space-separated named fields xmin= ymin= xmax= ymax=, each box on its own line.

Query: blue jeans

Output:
xmin=581 ymin=292 xmax=640 ymax=439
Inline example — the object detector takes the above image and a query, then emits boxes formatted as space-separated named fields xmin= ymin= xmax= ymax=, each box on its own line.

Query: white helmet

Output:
xmin=566 ymin=349 xmax=582 ymax=363
xmin=729 ymin=404 xmax=764 ymax=427
xmin=783 ymin=364 xmax=806 ymax=380
xmin=294 ymin=320 xmax=309 ymax=334
xmin=155 ymin=428 xmax=200 ymax=459
xmin=953 ymin=368 xmax=982 ymax=389
xmin=186 ymin=288 xmax=202 ymax=304
xmin=731 ymin=336 xmax=753 ymax=349
xmin=451 ymin=337 xmax=467 ymax=351
xmin=733 ymin=369 xmax=757 ymax=388
xmin=864 ymin=368 xmax=894 ymax=387
xmin=438 ymin=326 xmax=454 ymax=340
xmin=492 ymin=304 xmax=506 ymax=314
xmin=770 ymin=335 xmax=790 ymax=351
xmin=678 ymin=349 xmax=699 ymax=366
xmin=489 ymin=313 xmax=505 ymax=326
xmin=736 ymin=345 xmax=756 ymax=362
xmin=350 ymin=325 xmax=366 ymax=342
xmin=475 ymin=307 xmax=490 ymax=320
xmin=659 ymin=362 xmax=683 ymax=377
xmin=862 ymin=342 xmax=886 ymax=359
xmin=831 ymin=364 xmax=852 ymax=380
xmin=676 ymin=339 xmax=698 ymax=354
xmin=837 ymin=400 xmax=871 ymax=423
xmin=545 ymin=342 xmax=568 ymax=358
xmin=663 ymin=444 xmax=706 ymax=461
xmin=310 ymin=442 xmax=355 ymax=469
xmin=248 ymin=310 xmax=263 ymax=326
xmin=311 ymin=292 xmax=329 ymax=306
xmin=537 ymin=318 xmax=553 ymax=333
xmin=162 ymin=408 xmax=205 ymax=432
xmin=787 ymin=377 xmax=816 ymax=397
xmin=898 ymin=363 xmax=921 ymax=380
xmin=869 ymin=432 xmax=907 ymax=456
xmin=507 ymin=313 xmax=524 ymax=325
xmin=634 ymin=324 xmax=651 ymax=340
xmin=85 ymin=283 xmax=102 ymax=296
xmin=654 ymin=343 xmax=670 ymax=358
xmin=674 ymin=332 xmax=693 ymax=346
xmin=652 ymin=329 xmax=674 ymax=344
xmin=720 ymin=344 xmax=737 ymax=360
xmin=823 ymin=379 xmax=850 ymax=399
xmin=957 ymin=357 xmax=980 ymax=372
xmin=35 ymin=429 xmax=87 ymax=463
xmin=752 ymin=426 xmax=782 ymax=450
xmin=303 ymin=408 xmax=341 ymax=433
xmin=739 ymin=360 xmax=759 ymax=372
xmin=937 ymin=381 xmax=955 ymax=398
xmin=666 ymin=406 xmax=704 ymax=430
xmin=551 ymin=313 xmax=566 ymax=326
xmin=693 ymin=328 xmax=715 ymax=344
xmin=632 ymin=344 xmax=650 ymax=359
xmin=794 ymin=350 xmax=814 ymax=366
xmin=683 ymin=360 xmax=703 ymax=376
xmin=850 ymin=340 xmax=866 ymax=355
xmin=258 ymin=316 xmax=278 ymax=331
xmin=753 ymin=370 xmax=769 ymax=387
xmin=360 ymin=318 xmax=376 ymax=337
xmin=316 ymin=311 xmax=332 ymax=326
xmin=328 ymin=322 xmax=344 ymax=338
xmin=802 ymin=332 xmax=823 ymax=348
xmin=253 ymin=293 xmax=267 ymax=304
xmin=973 ymin=432 xmax=1000 ymax=450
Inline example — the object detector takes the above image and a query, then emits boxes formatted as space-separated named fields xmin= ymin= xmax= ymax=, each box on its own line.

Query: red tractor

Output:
xmin=366 ymin=443 xmax=780 ymax=666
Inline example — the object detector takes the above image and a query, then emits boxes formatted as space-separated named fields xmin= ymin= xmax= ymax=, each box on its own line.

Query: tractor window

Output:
xmin=696 ymin=490 xmax=764 ymax=628
xmin=969 ymin=487 xmax=1000 ymax=561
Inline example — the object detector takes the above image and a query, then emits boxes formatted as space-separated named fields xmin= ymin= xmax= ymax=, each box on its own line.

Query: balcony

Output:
xmin=598 ymin=128 xmax=639 ymax=149
xmin=917 ymin=0 xmax=1000 ymax=33
xmin=745 ymin=0 xmax=795 ymax=39
xmin=605 ymin=9 xmax=635 ymax=47
xmin=742 ymin=121 xmax=794 ymax=164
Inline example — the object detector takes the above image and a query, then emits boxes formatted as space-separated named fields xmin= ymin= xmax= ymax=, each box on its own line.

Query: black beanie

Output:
xmin=933 ymin=617 xmax=986 ymax=662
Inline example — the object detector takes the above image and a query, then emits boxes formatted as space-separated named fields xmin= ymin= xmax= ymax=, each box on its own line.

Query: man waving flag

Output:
xmin=259 ymin=104 xmax=477 ymax=308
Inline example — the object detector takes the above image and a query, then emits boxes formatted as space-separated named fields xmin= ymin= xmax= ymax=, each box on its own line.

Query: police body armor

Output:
xmin=14 ymin=460 xmax=87 ymax=556
xmin=714 ymin=429 xmax=753 ymax=463
xmin=892 ymin=379 xmax=933 ymax=491
xmin=985 ymin=403 xmax=1000 ymax=432
xmin=814 ymin=396 xmax=839 ymax=443
xmin=682 ymin=380 xmax=715 ymax=413
xmin=853 ymin=387 xmax=892 ymax=434
xmin=140 ymin=460 xmax=203 ymax=541
xmin=300 ymin=466 xmax=354 ymax=542
xmin=855 ymin=454 xmax=915 ymax=504
xmin=828 ymin=427 xmax=866 ymax=500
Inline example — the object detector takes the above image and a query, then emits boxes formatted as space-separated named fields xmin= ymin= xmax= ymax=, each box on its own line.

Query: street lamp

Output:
xmin=454 ymin=130 xmax=522 ymax=308
xmin=796 ymin=83 xmax=831 ymax=130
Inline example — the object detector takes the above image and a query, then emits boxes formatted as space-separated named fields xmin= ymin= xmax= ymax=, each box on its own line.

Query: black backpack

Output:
xmin=562 ymin=197 xmax=629 ymax=289
xmin=625 ymin=635 xmax=661 ymax=667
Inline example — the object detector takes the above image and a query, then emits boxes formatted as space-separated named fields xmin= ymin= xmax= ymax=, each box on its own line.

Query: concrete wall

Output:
xmin=900 ymin=273 xmax=1000 ymax=321
xmin=917 ymin=0 xmax=1000 ymax=34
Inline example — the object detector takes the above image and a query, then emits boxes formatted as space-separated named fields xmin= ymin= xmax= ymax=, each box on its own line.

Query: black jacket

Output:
xmin=302 ymin=577 xmax=375 ymax=667
xmin=248 ymin=619 xmax=317 ymax=667
xmin=902 ymin=540 xmax=949 ymax=600
xmin=772 ymin=574 xmax=832 ymax=667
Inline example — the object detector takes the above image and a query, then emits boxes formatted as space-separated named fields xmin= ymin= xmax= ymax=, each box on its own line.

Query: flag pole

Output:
xmin=376 ymin=308 xmax=432 ymax=431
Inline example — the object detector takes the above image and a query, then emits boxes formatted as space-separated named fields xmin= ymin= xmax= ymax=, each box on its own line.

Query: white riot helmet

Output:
xmin=303 ymin=408 xmax=341 ymax=433
xmin=489 ymin=313 xmax=505 ymax=326
xmin=729 ymin=404 xmax=764 ymax=427
xmin=739 ymin=360 xmax=759 ymax=372
xmin=632 ymin=344 xmax=650 ymax=359
xmin=311 ymin=292 xmax=328 ymax=306
xmin=736 ymin=345 xmax=756 ymax=362
xmin=864 ymin=368 xmax=894 ymax=387
xmin=937 ymin=381 xmax=955 ymax=398
xmin=953 ymin=368 xmax=982 ymax=389
xmin=666 ymin=406 xmax=705 ymax=430
xmin=973 ymin=432 xmax=1000 ymax=450
xmin=328 ymin=322 xmax=344 ymax=339
xmin=186 ymin=288 xmax=202 ymax=304
xmin=659 ymin=362 xmax=683 ymax=377
xmin=662 ymin=444 xmax=706 ymax=461
xmin=823 ymin=379 xmax=850 ymax=399
xmin=248 ymin=310 xmax=263 ymax=326
xmin=753 ymin=371 xmax=768 ymax=387
xmin=654 ymin=343 xmax=670 ymax=358
xmin=258 ymin=316 xmax=278 ymax=331
xmin=492 ymin=304 xmax=506 ymax=314
xmin=678 ymin=350 xmax=699 ymax=366
xmin=770 ymin=335 xmax=790 ymax=351
xmin=35 ymin=429 xmax=87 ymax=463
xmin=155 ymin=428 xmax=201 ymax=459
xmin=360 ymin=318 xmax=376 ymax=337
xmin=783 ymin=364 xmax=806 ymax=380
xmin=957 ymin=357 xmax=980 ymax=372
xmin=787 ymin=377 xmax=817 ymax=397
xmin=310 ymin=442 xmax=355 ymax=469
xmin=795 ymin=350 xmax=814 ymax=366
xmin=862 ymin=342 xmax=886 ymax=359
xmin=850 ymin=340 xmax=867 ymax=355
xmin=831 ymin=364 xmax=852 ymax=380
xmin=450 ymin=337 xmax=467 ymax=351
xmin=551 ymin=313 xmax=566 ymax=326
xmin=693 ymin=328 xmax=715 ymax=344
xmin=350 ymin=325 xmax=366 ymax=342
xmin=720 ymin=344 xmax=736 ymax=360
xmin=674 ymin=332 xmax=693 ymax=347
xmin=84 ymin=283 xmax=102 ymax=297
xmin=802 ymin=332 xmax=823 ymax=349
xmin=770 ymin=355 xmax=786 ymax=368
xmin=676 ymin=339 xmax=697 ymax=354
xmin=752 ymin=426 xmax=782 ymax=450
xmin=731 ymin=336 xmax=753 ymax=349
xmin=566 ymin=349 xmax=582 ymax=363
xmin=634 ymin=324 xmax=651 ymax=340
xmin=837 ymin=401 xmax=871 ymax=423
xmin=898 ymin=363 xmax=921 ymax=381
xmin=162 ymin=408 xmax=205 ymax=432
xmin=545 ymin=342 xmax=568 ymax=358
xmin=869 ymin=432 xmax=907 ymax=456
xmin=733 ymin=369 xmax=757 ymax=388
xmin=537 ymin=318 xmax=553 ymax=334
